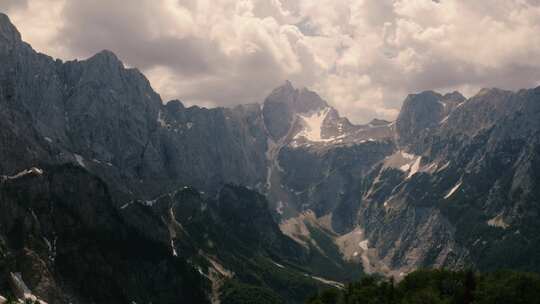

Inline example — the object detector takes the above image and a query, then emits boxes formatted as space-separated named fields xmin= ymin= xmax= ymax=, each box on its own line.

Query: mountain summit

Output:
xmin=263 ymin=81 xmax=329 ymax=140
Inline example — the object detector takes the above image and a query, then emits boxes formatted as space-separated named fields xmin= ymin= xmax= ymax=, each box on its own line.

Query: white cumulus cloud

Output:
xmin=2 ymin=0 xmax=540 ymax=122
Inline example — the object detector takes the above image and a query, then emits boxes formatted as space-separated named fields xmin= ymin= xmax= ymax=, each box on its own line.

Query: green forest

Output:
xmin=307 ymin=269 xmax=540 ymax=304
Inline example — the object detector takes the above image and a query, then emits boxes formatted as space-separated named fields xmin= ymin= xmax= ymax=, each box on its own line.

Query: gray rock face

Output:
xmin=158 ymin=102 xmax=268 ymax=193
xmin=396 ymin=90 xmax=465 ymax=152
xmin=0 ymin=13 xmax=269 ymax=201
xmin=0 ymin=13 xmax=20 ymax=55
xmin=350 ymin=86 xmax=540 ymax=274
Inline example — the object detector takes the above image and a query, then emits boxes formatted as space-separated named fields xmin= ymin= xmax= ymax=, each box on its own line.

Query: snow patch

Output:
xmin=295 ymin=108 xmax=332 ymax=142
xmin=437 ymin=161 xmax=451 ymax=172
xmin=406 ymin=157 xmax=422 ymax=179
xmin=157 ymin=110 xmax=169 ymax=128
xmin=276 ymin=201 xmax=285 ymax=215
xmin=120 ymin=201 xmax=133 ymax=209
xmin=423 ymin=162 xmax=438 ymax=173
xmin=43 ymin=236 xmax=57 ymax=263
xmin=171 ymin=239 xmax=178 ymax=257
xmin=444 ymin=180 xmax=462 ymax=199
xmin=141 ymin=199 xmax=157 ymax=207
xmin=440 ymin=115 xmax=449 ymax=124
xmin=74 ymin=154 xmax=86 ymax=168
xmin=307 ymin=274 xmax=344 ymax=289
xmin=3 ymin=167 xmax=44 ymax=180
xmin=384 ymin=150 xmax=421 ymax=176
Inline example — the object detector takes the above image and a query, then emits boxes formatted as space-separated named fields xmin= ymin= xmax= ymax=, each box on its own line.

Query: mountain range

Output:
xmin=1 ymin=12 xmax=539 ymax=304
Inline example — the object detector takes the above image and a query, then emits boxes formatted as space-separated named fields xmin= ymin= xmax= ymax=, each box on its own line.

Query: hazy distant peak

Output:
xmin=442 ymin=91 xmax=466 ymax=103
xmin=406 ymin=90 xmax=443 ymax=100
xmin=474 ymin=87 xmax=512 ymax=98
xmin=86 ymin=49 xmax=123 ymax=67
xmin=265 ymin=81 xmax=328 ymax=112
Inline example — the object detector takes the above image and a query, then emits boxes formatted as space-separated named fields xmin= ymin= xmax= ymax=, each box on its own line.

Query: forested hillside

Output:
xmin=307 ymin=269 xmax=540 ymax=304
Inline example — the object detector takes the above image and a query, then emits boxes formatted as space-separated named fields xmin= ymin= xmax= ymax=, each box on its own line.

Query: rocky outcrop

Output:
xmin=396 ymin=90 xmax=465 ymax=152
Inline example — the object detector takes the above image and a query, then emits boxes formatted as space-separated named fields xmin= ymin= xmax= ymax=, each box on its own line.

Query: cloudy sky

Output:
xmin=2 ymin=0 xmax=540 ymax=123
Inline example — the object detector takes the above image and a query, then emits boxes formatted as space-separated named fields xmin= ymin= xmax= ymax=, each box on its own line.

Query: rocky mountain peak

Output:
xmin=165 ymin=99 xmax=186 ymax=113
xmin=280 ymin=79 xmax=295 ymax=91
xmin=396 ymin=90 xmax=454 ymax=148
xmin=263 ymin=81 xmax=330 ymax=140
xmin=265 ymin=81 xmax=328 ymax=113
xmin=476 ymin=87 xmax=498 ymax=96
xmin=85 ymin=49 xmax=125 ymax=70
xmin=91 ymin=49 xmax=121 ymax=62
xmin=0 ymin=13 xmax=21 ymax=50
xmin=443 ymin=91 xmax=466 ymax=103
xmin=471 ymin=87 xmax=514 ymax=103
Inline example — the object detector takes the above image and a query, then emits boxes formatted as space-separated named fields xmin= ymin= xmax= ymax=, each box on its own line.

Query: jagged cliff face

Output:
xmin=1 ymin=11 xmax=540 ymax=303
xmin=0 ymin=13 xmax=269 ymax=201
xmin=354 ymin=86 xmax=540 ymax=276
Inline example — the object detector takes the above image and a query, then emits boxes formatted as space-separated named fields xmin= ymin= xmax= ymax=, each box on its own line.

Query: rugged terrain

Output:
xmin=1 ymin=12 xmax=540 ymax=303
